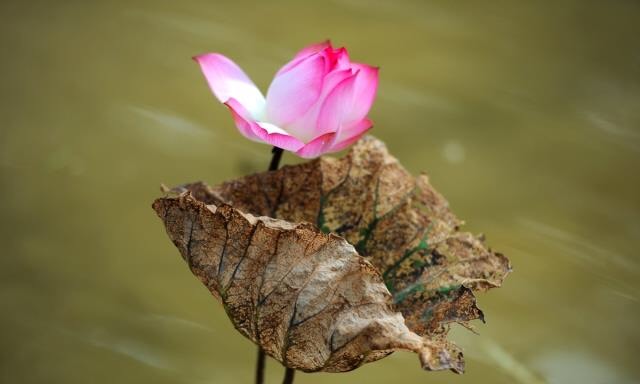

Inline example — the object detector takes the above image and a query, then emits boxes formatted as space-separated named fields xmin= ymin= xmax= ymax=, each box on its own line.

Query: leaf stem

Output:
xmin=255 ymin=347 xmax=266 ymax=384
xmin=282 ymin=368 xmax=295 ymax=384
xmin=256 ymin=146 xmax=285 ymax=384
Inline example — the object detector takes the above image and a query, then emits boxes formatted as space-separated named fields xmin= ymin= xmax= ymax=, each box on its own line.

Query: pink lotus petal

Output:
xmin=225 ymin=99 xmax=304 ymax=151
xmin=321 ymin=69 xmax=356 ymax=97
xmin=276 ymin=40 xmax=333 ymax=76
xmin=315 ymin=73 xmax=358 ymax=136
xmin=345 ymin=63 xmax=379 ymax=124
xmin=284 ymin=68 xmax=354 ymax=142
xmin=266 ymin=54 xmax=326 ymax=127
xmin=293 ymin=40 xmax=333 ymax=62
xmin=331 ymin=118 xmax=373 ymax=151
xmin=224 ymin=98 xmax=262 ymax=142
xmin=195 ymin=42 xmax=377 ymax=157
xmin=330 ymin=47 xmax=351 ymax=71
xmin=295 ymin=132 xmax=337 ymax=159
xmin=252 ymin=122 xmax=305 ymax=152
xmin=318 ymin=46 xmax=349 ymax=73
xmin=194 ymin=53 xmax=266 ymax=118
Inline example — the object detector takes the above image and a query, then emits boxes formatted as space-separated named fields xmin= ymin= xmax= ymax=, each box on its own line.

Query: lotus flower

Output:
xmin=194 ymin=41 xmax=379 ymax=158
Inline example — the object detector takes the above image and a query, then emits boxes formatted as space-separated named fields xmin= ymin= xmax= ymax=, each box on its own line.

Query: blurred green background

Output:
xmin=1 ymin=1 xmax=639 ymax=383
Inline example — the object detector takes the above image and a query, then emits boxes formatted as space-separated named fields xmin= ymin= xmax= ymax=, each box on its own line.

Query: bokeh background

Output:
xmin=2 ymin=1 xmax=639 ymax=383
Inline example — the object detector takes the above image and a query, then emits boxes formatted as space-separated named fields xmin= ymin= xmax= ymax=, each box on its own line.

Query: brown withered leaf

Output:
xmin=153 ymin=193 xmax=457 ymax=372
xmin=154 ymin=136 xmax=511 ymax=373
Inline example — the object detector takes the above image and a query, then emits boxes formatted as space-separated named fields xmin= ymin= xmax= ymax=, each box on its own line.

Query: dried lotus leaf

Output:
xmin=179 ymin=137 xmax=510 ymax=334
xmin=153 ymin=193 xmax=460 ymax=372
xmin=154 ymin=136 xmax=511 ymax=373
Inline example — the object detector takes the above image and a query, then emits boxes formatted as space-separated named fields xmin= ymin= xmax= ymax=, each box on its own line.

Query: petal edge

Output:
xmin=194 ymin=53 xmax=266 ymax=118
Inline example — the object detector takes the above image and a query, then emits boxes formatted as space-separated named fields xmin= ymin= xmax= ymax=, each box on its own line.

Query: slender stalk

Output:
xmin=255 ymin=146 xmax=285 ymax=384
xmin=282 ymin=368 xmax=295 ymax=384
xmin=269 ymin=146 xmax=284 ymax=171
xmin=255 ymin=347 xmax=266 ymax=384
